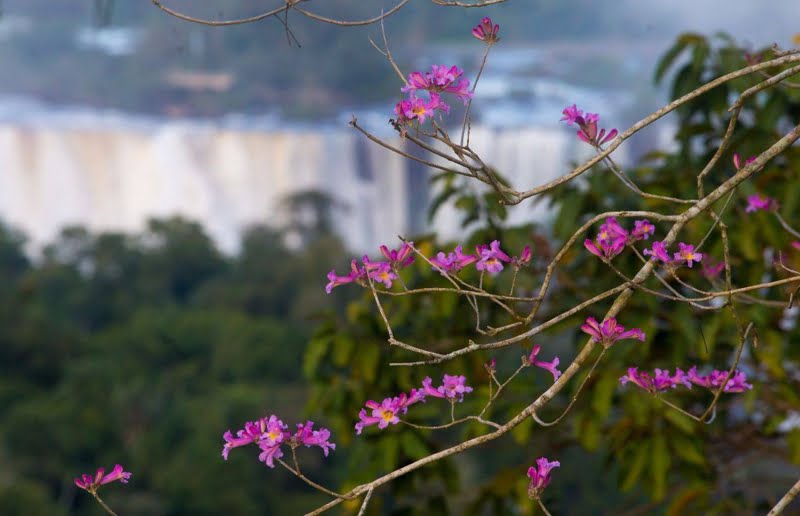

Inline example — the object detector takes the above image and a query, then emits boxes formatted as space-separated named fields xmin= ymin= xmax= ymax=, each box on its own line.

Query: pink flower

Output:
xmin=527 ymin=458 xmax=560 ymax=498
xmin=222 ymin=415 xmax=334 ymax=467
xmin=401 ymin=65 xmax=473 ymax=106
xmin=687 ymin=366 xmax=753 ymax=393
xmin=511 ymin=245 xmax=532 ymax=268
xmin=74 ymin=465 xmax=131 ymax=491
xmin=560 ymin=104 xmax=583 ymax=125
xmin=793 ymin=242 xmax=800 ymax=251
xmin=631 ymin=219 xmax=655 ymax=241
xmin=380 ymin=242 xmax=415 ymax=270
xmin=733 ymin=153 xmax=757 ymax=170
xmin=619 ymin=367 xmax=693 ymax=392
xmin=258 ymin=441 xmax=284 ymax=468
xmin=561 ymin=105 xmax=617 ymax=146
xmin=476 ymin=240 xmax=511 ymax=274
xmin=472 ymin=16 xmax=500 ymax=44
xmin=702 ymin=258 xmax=725 ymax=280
xmin=421 ymin=374 xmax=473 ymax=402
xmin=525 ymin=345 xmax=562 ymax=381
xmin=643 ymin=241 xmax=672 ymax=264
xmin=325 ymin=259 xmax=365 ymax=294
xmin=584 ymin=236 xmax=625 ymax=261
xmin=673 ymin=242 xmax=703 ymax=268
xmin=581 ymin=317 xmax=645 ymax=348
xmin=365 ymin=260 xmax=398 ymax=288
xmin=355 ymin=390 xmax=424 ymax=435
xmin=535 ymin=357 xmax=562 ymax=382
xmin=430 ymin=245 xmax=478 ymax=274
xmin=484 ymin=358 xmax=497 ymax=375
xmin=291 ymin=422 xmax=336 ymax=457
xmin=597 ymin=217 xmax=629 ymax=244
xmin=745 ymin=194 xmax=776 ymax=213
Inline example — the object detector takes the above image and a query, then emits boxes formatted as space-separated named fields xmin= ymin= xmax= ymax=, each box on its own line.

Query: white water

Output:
xmin=0 ymin=115 xmax=614 ymax=253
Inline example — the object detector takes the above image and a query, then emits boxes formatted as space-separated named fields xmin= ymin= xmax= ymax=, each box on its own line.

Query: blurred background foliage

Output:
xmin=2 ymin=32 xmax=800 ymax=515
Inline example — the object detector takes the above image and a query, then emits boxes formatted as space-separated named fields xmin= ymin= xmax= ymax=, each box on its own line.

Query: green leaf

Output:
xmin=651 ymin=433 xmax=671 ymax=501
xmin=654 ymin=33 xmax=705 ymax=84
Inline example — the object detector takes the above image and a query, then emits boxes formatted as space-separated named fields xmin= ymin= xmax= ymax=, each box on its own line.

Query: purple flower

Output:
xmin=560 ymin=104 xmax=584 ymax=125
xmin=793 ymin=242 xmax=800 ymax=251
xmin=74 ymin=465 xmax=131 ymax=491
xmin=673 ymin=242 xmax=703 ymax=268
xmin=355 ymin=390 xmax=424 ymax=435
xmin=598 ymin=217 xmax=629 ymax=244
xmin=631 ymin=219 xmax=655 ymax=241
xmin=581 ymin=317 xmax=645 ymax=348
xmin=325 ymin=259 xmax=365 ymax=294
xmin=745 ymin=194 xmax=777 ymax=213
xmin=380 ymin=242 xmax=415 ymax=270
xmin=222 ymin=414 xmax=335 ymax=467
xmin=511 ymin=245 xmax=532 ymax=268
xmin=688 ymin=366 xmax=753 ymax=393
xmin=525 ymin=345 xmax=562 ymax=381
xmin=584 ymin=237 xmax=625 ymax=261
xmin=535 ymin=357 xmax=562 ymax=382
xmin=365 ymin=260 xmax=398 ymax=288
xmin=620 ymin=367 xmax=692 ymax=392
xmin=401 ymin=65 xmax=473 ymax=105
xmin=257 ymin=441 xmax=284 ymax=468
xmin=222 ymin=421 xmax=262 ymax=460
xmin=472 ymin=16 xmax=500 ymax=44
xmin=485 ymin=358 xmax=497 ymax=375
xmin=421 ymin=375 xmax=473 ymax=402
xmin=561 ymin=105 xmax=617 ymax=146
xmin=291 ymin=422 xmax=336 ymax=457
xmin=733 ymin=153 xmax=757 ymax=170
xmin=702 ymin=258 xmax=725 ymax=280
xmin=476 ymin=240 xmax=511 ymax=274
xmin=527 ymin=458 xmax=560 ymax=498
xmin=619 ymin=367 xmax=655 ymax=392
xmin=643 ymin=241 xmax=672 ymax=264
xmin=430 ymin=245 xmax=478 ymax=274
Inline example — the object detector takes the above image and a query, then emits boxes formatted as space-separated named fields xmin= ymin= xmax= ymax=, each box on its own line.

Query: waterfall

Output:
xmin=0 ymin=116 xmax=604 ymax=253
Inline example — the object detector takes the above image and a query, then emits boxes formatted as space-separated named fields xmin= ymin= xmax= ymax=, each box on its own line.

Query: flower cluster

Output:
xmin=326 ymin=243 xmax=415 ymax=294
xmin=525 ymin=345 xmax=563 ymax=381
xmin=702 ymin=257 xmax=725 ymax=279
xmin=584 ymin=217 xmax=653 ymax=261
xmin=394 ymin=64 xmax=473 ymax=126
xmin=527 ymin=458 xmax=560 ymax=499
xmin=643 ymin=241 xmax=704 ymax=268
xmin=620 ymin=366 xmax=752 ymax=393
xmin=222 ymin=415 xmax=335 ymax=468
xmin=74 ymin=464 xmax=131 ymax=492
xmin=430 ymin=241 xmax=529 ymax=275
xmin=356 ymin=374 xmax=473 ymax=434
xmin=561 ymin=104 xmax=618 ymax=146
xmin=581 ymin=317 xmax=645 ymax=348
xmin=472 ymin=17 xmax=500 ymax=44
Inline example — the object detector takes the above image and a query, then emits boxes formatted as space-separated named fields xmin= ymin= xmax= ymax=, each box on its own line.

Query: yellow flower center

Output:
xmin=380 ymin=409 xmax=395 ymax=422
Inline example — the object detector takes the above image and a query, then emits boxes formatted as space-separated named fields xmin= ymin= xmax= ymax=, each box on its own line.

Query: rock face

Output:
xmin=0 ymin=119 xmax=582 ymax=253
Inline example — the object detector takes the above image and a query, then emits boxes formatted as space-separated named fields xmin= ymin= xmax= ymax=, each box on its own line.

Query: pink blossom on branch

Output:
xmin=560 ymin=104 xmax=617 ymax=146
xmin=745 ymin=193 xmax=777 ymax=213
xmin=476 ymin=240 xmax=512 ymax=274
xmin=581 ymin=317 xmax=645 ymax=348
xmin=221 ymin=415 xmax=335 ymax=468
xmin=631 ymin=219 xmax=655 ymax=241
xmin=511 ymin=245 xmax=532 ymax=268
xmin=643 ymin=241 xmax=672 ymax=264
xmin=527 ymin=457 xmax=560 ymax=499
xmin=732 ymin=153 xmax=757 ymax=170
xmin=472 ymin=16 xmax=500 ymax=44
xmin=430 ymin=245 xmax=478 ymax=274
xmin=673 ymin=243 xmax=703 ymax=268
xmin=380 ymin=242 xmax=415 ymax=270
xmin=74 ymin=464 xmax=132 ymax=491
xmin=525 ymin=344 xmax=562 ymax=381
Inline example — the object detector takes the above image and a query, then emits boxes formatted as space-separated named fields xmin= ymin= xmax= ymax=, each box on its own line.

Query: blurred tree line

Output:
xmin=0 ymin=213 xmax=359 ymax=515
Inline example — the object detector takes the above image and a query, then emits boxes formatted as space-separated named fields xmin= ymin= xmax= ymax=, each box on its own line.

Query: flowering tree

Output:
xmin=76 ymin=3 xmax=800 ymax=515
